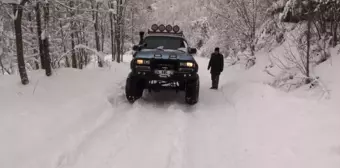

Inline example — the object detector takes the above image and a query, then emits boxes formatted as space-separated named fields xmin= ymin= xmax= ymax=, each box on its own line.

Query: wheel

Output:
xmin=125 ymin=75 xmax=144 ymax=103
xmin=179 ymin=81 xmax=186 ymax=91
xmin=185 ymin=75 xmax=200 ymax=105
xmin=125 ymin=77 xmax=136 ymax=103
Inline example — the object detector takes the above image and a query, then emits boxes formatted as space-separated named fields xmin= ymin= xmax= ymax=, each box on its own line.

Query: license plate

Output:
xmin=155 ymin=70 xmax=173 ymax=77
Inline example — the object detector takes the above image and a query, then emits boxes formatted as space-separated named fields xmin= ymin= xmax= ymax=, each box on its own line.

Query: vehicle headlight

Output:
xmin=180 ymin=62 xmax=194 ymax=67
xmin=136 ymin=59 xmax=150 ymax=65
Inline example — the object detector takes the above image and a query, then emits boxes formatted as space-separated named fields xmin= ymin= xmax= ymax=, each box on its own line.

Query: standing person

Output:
xmin=208 ymin=47 xmax=224 ymax=89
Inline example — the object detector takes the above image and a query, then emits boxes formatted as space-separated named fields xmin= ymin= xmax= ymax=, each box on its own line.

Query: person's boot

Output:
xmin=211 ymin=81 xmax=217 ymax=89
xmin=214 ymin=75 xmax=220 ymax=89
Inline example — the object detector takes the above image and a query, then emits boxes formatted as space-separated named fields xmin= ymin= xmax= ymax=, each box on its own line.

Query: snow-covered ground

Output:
xmin=1 ymin=51 xmax=340 ymax=168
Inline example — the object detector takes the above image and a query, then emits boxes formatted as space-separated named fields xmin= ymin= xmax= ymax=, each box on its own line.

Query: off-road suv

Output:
xmin=125 ymin=24 xmax=199 ymax=105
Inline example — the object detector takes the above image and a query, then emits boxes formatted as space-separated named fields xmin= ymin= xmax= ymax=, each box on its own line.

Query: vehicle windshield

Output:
xmin=143 ymin=36 xmax=187 ymax=50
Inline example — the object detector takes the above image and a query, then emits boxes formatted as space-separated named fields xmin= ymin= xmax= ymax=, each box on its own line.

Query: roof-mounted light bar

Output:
xmin=173 ymin=25 xmax=180 ymax=33
xmin=166 ymin=25 xmax=172 ymax=32
xmin=148 ymin=24 xmax=183 ymax=36
xmin=151 ymin=24 xmax=158 ymax=31
xmin=158 ymin=24 xmax=166 ymax=32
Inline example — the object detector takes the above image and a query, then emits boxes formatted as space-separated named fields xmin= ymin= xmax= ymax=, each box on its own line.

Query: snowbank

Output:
xmin=213 ymin=50 xmax=340 ymax=168
xmin=0 ymin=60 xmax=131 ymax=168
xmin=293 ymin=45 xmax=340 ymax=100
xmin=223 ymin=80 xmax=340 ymax=168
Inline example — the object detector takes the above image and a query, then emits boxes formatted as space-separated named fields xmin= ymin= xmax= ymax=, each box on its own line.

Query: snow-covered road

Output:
xmin=56 ymin=57 xmax=340 ymax=168
xmin=58 ymin=57 xmax=238 ymax=168
xmin=60 ymin=98 xmax=235 ymax=168
xmin=1 ymin=55 xmax=340 ymax=168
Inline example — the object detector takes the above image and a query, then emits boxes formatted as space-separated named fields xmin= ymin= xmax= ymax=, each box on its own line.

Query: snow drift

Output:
xmin=1 ymin=52 xmax=340 ymax=168
xmin=0 ymin=61 xmax=130 ymax=168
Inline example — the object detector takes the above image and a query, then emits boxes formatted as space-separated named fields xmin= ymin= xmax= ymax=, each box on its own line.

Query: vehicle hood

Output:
xmin=134 ymin=49 xmax=195 ymax=61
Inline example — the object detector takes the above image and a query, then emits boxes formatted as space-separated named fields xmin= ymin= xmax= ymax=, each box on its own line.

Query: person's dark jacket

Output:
xmin=208 ymin=53 xmax=224 ymax=74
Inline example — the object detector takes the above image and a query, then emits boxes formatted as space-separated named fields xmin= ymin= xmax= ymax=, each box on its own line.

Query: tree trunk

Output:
xmin=251 ymin=0 xmax=256 ymax=57
xmin=306 ymin=7 xmax=312 ymax=83
xmin=82 ymin=24 xmax=89 ymax=66
xmin=120 ymin=1 xmax=128 ymax=62
xmin=71 ymin=27 xmax=77 ymax=68
xmin=60 ymin=21 xmax=70 ymax=67
xmin=120 ymin=20 xmax=125 ymax=62
xmin=28 ymin=11 xmax=39 ymax=69
xmin=76 ymin=24 xmax=84 ymax=69
xmin=101 ymin=19 xmax=105 ymax=52
xmin=115 ymin=0 xmax=123 ymax=63
xmin=93 ymin=1 xmax=103 ymax=67
xmin=109 ymin=1 xmax=115 ymax=61
xmin=0 ymin=55 xmax=6 ymax=75
xmin=43 ymin=2 xmax=52 ymax=76
xmin=333 ymin=22 xmax=338 ymax=47
xmin=131 ymin=9 xmax=134 ymax=44
xmin=35 ymin=2 xmax=45 ymax=69
xmin=13 ymin=2 xmax=29 ymax=85
xmin=69 ymin=1 xmax=77 ymax=68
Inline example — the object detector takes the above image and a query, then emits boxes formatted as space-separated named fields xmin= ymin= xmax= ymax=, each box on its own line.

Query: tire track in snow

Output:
xmin=59 ymin=102 xmax=144 ymax=168
xmin=63 ymin=99 xmax=192 ymax=168
xmin=58 ymin=65 xmax=238 ymax=168
xmin=106 ymin=102 xmax=190 ymax=168
xmin=55 ymin=89 xmax=139 ymax=168
xmin=165 ymin=105 xmax=189 ymax=168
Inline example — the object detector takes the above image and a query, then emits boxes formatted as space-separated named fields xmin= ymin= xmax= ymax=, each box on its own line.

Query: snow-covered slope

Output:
xmin=306 ymin=45 xmax=340 ymax=100
xmin=1 ymin=52 xmax=339 ymax=168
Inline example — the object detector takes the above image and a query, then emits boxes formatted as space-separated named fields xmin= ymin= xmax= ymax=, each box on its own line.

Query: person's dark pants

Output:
xmin=211 ymin=73 xmax=220 ymax=89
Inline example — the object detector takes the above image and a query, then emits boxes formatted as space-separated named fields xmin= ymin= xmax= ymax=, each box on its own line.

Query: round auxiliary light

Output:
xmin=151 ymin=24 xmax=158 ymax=31
xmin=166 ymin=25 xmax=172 ymax=32
xmin=173 ymin=25 xmax=180 ymax=33
xmin=159 ymin=24 xmax=166 ymax=32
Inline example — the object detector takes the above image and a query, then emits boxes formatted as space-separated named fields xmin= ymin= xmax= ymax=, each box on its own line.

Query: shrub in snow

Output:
xmin=256 ymin=19 xmax=287 ymax=53
xmin=264 ymin=19 xmax=333 ymax=95
xmin=189 ymin=17 xmax=210 ymax=50
xmin=269 ymin=70 xmax=305 ymax=91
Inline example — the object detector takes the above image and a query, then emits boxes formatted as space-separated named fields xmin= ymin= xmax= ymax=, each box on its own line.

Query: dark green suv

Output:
xmin=125 ymin=24 xmax=199 ymax=105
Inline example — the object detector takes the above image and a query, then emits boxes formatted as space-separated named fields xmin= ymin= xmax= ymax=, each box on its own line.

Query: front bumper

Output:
xmin=132 ymin=66 xmax=197 ymax=81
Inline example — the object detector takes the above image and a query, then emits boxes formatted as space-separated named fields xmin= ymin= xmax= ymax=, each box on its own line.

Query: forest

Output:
xmin=1 ymin=1 xmax=340 ymax=168
xmin=0 ymin=0 xmax=339 ymax=87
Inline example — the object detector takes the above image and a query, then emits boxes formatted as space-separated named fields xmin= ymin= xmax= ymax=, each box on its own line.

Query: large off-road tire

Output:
xmin=178 ymin=81 xmax=186 ymax=91
xmin=185 ymin=75 xmax=200 ymax=105
xmin=125 ymin=75 xmax=144 ymax=103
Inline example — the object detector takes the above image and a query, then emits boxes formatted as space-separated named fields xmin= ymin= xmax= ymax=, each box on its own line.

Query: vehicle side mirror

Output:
xmin=132 ymin=45 xmax=140 ymax=51
xmin=188 ymin=48 xmax=197 ymax=54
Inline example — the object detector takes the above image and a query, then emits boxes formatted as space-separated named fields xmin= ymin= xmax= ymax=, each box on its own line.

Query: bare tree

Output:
xmin=42 ymin=1 xmax=52 ymax=76
xmin=92 ymin=0 xmax=103 ymax=67
xmin=306 ymin=3 xmax=311 ymax=83
xmin=229 ymin=0 xmax=267 ymax=57
xmin=69 ymin=0 xmax=77 ymax=68
xmin=35 ymin=1 xmax=45 ymax=69
xmin=109 ymin=0 xmax=116 ymax=61
xmin=12 ymin=0 xmax=30 ymax=85
xmin=27 ymin=8 xmax=39 ymax=69
xmin=114 ymin=0 xmax=129 ymax=63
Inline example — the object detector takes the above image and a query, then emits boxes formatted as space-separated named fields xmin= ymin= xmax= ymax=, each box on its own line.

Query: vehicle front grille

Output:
xmin=151 ymin=59 xmax=178 ymax=70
